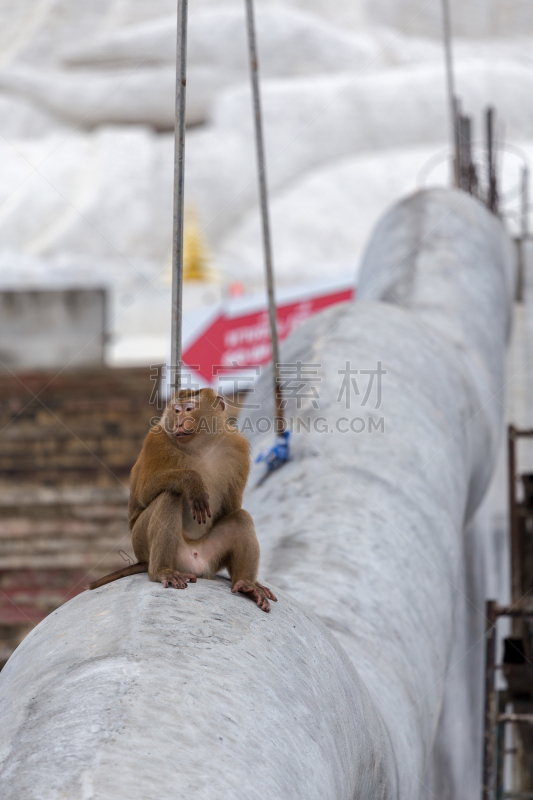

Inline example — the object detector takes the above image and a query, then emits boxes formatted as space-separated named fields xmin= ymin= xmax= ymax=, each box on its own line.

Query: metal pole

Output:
xmin=495 ymin=693 xmax=506 ymax=800
xmin=458 ymin=114 xmax=472 ymax=193
xmin=508 ymin=426 xmax=522 ymax=613
xmin=482 ymin=599 xmax=498 ymax=800
xmin=487 ymin=108 xmax=493 ymax=210
xmin=244 ymin=0 xmax=284 ymax=434
xmin=487 ymin=108 xmax=498 ymax=214
xmin=441 ymin=0 xmax=459 ymax=187
xmin=517 ymin=165 xmax=529 ymax=302
xmin=522 ymin=166 xmax=529 ymax=240
xmin=465 ymin=115 xmax=478 ymax=197
xmin=170 ymin=0 xmax=188 ymax=393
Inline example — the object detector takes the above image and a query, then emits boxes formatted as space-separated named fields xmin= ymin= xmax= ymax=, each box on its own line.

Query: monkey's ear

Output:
xmin=214 ymin=395 xmax=226 ymax=411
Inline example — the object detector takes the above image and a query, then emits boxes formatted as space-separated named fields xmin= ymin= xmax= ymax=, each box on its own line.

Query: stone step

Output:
xmin=0 ymin=365 xmax=157 ymax=484
xmin=0 ymin=486 xmax=133 ymax=570
xmin=0 ymin=367 xmax=154 ymax=666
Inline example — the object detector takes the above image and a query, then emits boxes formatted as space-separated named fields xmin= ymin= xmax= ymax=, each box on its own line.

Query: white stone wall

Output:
xmin=0 ymin=288 xmax=106 ymax=370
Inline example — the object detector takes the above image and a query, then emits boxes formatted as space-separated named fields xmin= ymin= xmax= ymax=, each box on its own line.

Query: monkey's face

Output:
xmin=164 ymin=389 xmax=226 ymax=443
xmin=169 ymin=396 xmax=199 ymax=440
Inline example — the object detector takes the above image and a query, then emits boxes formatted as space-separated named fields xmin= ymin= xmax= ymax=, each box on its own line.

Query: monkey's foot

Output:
xmin=231 ymin=580 xmax=277 ymax=613
xmin=155 ymin=569 xmax=198 ymax=589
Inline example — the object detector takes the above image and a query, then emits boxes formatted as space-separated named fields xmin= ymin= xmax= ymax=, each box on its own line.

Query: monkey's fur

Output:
xmin=88 ymin=388 xmax=276 ymax=612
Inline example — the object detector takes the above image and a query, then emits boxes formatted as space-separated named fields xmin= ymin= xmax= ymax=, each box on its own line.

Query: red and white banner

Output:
xmin=181 ymin=278 xmax=355 ymax=384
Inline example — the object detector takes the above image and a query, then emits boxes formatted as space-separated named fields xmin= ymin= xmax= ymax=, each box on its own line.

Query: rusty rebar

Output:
xmin=486 ymin=108 xmax=498 ymax=214
xmin=482 ymin=599 xmax=498 ymax=800
xmin=458 ymin=114 xmax=473 ymax=193
xmin=508 ymin=426 xmax=523 ymax=617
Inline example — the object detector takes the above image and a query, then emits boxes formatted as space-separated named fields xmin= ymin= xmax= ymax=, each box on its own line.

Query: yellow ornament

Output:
xmin=183 ymin=209 xmax=209 ymax=282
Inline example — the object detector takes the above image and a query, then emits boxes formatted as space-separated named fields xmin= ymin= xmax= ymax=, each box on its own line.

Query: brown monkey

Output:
xmin=88 ymin=388 xmax=277 ymax=612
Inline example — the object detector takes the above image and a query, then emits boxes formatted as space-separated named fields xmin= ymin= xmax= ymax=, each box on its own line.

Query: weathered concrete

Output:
xmin=241 ymin=188 xmax=515 ymax=797
xmin=0 ymin=188 xmax=515 ymax=797
xmin=0 ymin=576 xmax=394 ymax=800
xmin=0 ymin=288 xmax=106 ymax=370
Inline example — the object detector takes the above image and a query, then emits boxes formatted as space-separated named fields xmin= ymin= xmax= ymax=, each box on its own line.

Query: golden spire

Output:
xmin=183 ymin=207 xmax=210 ymax=282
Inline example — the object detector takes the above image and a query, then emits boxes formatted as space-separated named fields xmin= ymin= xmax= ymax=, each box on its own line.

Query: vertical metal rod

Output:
xmin=519 ymin=166 xmax=529 ymax=301
xmin=522 ymin=166 xmax=529 ymax=240
xmin=495 ymin=693 xmax=506 ymax=800
xmin=508 ymin=426 xmax=521 ymax=615
xmin=487 ymin=108 xmax=493 ymax=210
xmin=457 ymin=112 xmax=478 ymax=197
xmin=170 ymin=0 xmax=188 ymax=394
xmin=487 ymin=108 xmax=498 ymax=214
xmin=441 ymin=0 xmax=459 ymax=187
xmin=482 ymin=599 xmax=498 ymax=800
xmin=516 ymin=165 xmax=528 ymax=302
xmin=466 ymin=116 xmax=478 ymax=197
xmin=244 ymin=0 xmax=284 ymax=434
xmin=459 ymin=115 xmax=472 ymax=193
xmin=454 ymin=96 xmax=462 ymax=189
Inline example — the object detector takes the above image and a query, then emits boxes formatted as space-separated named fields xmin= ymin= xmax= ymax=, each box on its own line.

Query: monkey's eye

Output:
xmin=185 ymin=405 xmax=194 ymax=412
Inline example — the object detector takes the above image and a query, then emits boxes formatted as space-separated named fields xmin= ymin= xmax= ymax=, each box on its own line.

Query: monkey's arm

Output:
xmin=130 ymin=469 xmax=211 ymax=526
xmin=138 ymin=468 xmax=205 ymax=506
xmin=128 ymin=491 xmax=145 ymax=530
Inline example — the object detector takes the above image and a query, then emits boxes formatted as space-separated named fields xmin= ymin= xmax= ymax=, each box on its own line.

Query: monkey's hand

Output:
xmin=189 ymin=485 xmax=211 ymax=524
xmin=231 ymin=580 xmax=277 ymax=613
xmin=154 ymin=569 xmax=198 ymax=589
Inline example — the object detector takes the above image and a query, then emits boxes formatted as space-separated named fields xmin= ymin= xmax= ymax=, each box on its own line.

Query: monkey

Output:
xmin=87 ymin=388 xmax=277 ymax=612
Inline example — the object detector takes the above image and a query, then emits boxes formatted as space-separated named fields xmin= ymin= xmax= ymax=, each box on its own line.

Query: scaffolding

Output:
xmin=482 ymin=426 xmax=533 ymax=799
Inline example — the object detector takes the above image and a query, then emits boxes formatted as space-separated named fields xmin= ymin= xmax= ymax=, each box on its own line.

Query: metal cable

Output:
xmin=244 ymin=0 xmax=284 ymax=435
xmin=170 ymin=0 xmax=188 ymax=393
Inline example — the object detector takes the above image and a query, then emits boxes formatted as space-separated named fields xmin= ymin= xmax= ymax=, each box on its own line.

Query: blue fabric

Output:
xmin=256 ymin=430 xmax=290 ymax=472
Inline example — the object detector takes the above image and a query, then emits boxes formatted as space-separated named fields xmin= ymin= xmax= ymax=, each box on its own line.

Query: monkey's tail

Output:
xmin=86 ymin=562 xmax=148 ymax=590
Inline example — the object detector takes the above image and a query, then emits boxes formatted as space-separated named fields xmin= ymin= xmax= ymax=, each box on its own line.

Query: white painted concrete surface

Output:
xmin=0 ymin=189 xmax=515 ymax=797
xmin=242 ymin=188 xmax=515 ymax=797
xmin=0 ymin=288 xmax=106 ymax=370
xmin=0 ymin=577 xmax=395 ymax=800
